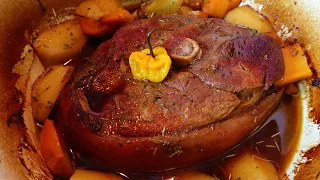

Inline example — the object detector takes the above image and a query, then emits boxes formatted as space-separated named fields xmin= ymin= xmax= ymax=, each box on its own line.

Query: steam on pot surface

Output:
xmin=10 ymin=0 xmax=318 ymax=179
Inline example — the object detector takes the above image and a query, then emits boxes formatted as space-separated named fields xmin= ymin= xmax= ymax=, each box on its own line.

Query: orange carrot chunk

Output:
xmin=79 ymin=17 xmax=114 ymax=36
xmin=187 ymin=10 xmax=209 ymax=18
xmin=70 ymin=169 xmax=123 ymax=180
xmin=202 ymin=0 xmax=241 ymax=18
xmin=275 ymin=44 xmax=313 ymax=86
xmin=40 ymin=119 xmax=74 ymax=179
xmin=101 ymin=9 xmax=135 ymax=28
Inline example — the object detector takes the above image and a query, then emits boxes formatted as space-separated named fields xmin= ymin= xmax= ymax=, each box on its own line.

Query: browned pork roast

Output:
xmin=56 ymin=15 xmax=284 ymax=172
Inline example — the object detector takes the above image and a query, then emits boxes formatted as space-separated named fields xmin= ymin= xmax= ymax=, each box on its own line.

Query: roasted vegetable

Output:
xmin=187 ymin=10 xmax=208 ymax=18
xmin=129 ymin=47 xmax=172 ymax=82
xmin=202 ymin=0 xmax=241 ymax=18
xmin=178 ymin=6 xmax=208 ymax=18
xmin=275 ymin=44 xmax=313 ymax=86
xmin=79 ymin=17 xmax=114 ymax=36
xmin=76 ymin=0 xmax=123 ymax=19
xmin=40 ymin=119 xmax=74 ymax=179
xmin=70 ymin=169 xmax=123 ymax=180
xmin=223 ymin=153 xmax=280 ymax=180
xmin=178 ymin=5 xmax=193 ymax=14
xmin=183 ymin=0 xmax=203 ymax=10
xmin=175 ymin=171 xmax=219 ymax=180
xmin=75 ymin=0 xmax=105 ymax=20
xmin=225 ymin=5 xmax=280 ymax=42
xmin=32 ymin=20 xmax=88 ymax=67
xmin=101 ymin=9 xmax=135 ymax=27
xmin=95 ymin=0 xmax=123 ymax=14
xmin=129 ymin=28 xmax=173 ymax=82
xmin=142 ymin=0 xmax=184 ymax=16
xmin=32 ymin=65 xmax=73 ymax=123
xmin=79 ymin=10 xmax=134 ymax=36
xmin=121 ymin=0 xmax=144 ymax=12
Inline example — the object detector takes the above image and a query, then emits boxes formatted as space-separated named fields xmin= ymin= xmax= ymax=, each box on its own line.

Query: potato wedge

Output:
xmin=70 ymin=169 xmax=123 ymax=180
xmin=95 ymin=0 xmax=123 ymax=15
xmin=40 ymin=119 xmax=74 ymax=179
xmin=225 ymin=6 xmax=280 ymax=42
xmin=32 ymin=65 xmax=74 ymax=123
xmin=224 ymin=153 xmax=280 ymax=180
xmin=33 ymin=20 xmax=88 ymax=67
xmin=142 ymin=0 xmax=184 ymax=16
xmin=175 ymin=171 xmax=219 ymax=180
xmin=75 ymin=0 xmax=105 ymax=20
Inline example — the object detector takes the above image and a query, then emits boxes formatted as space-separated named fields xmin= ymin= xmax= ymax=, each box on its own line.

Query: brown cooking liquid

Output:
xmin=67 ymin=43 xmax=302 ymax=180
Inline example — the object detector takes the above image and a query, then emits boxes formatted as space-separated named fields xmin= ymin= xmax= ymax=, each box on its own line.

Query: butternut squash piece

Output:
xmin=175 ymin=171 xmax=219 ymax=180
xmin=32 ymin=65 xmax=73 ymax=123
xmin=40 ymin=120 xmax=74 ymax=179
xmin=202 ymin=0 xmax=241 ymax=18
xmin=33 ymin=20 xmax=88 ymax=67
xmin=225 ymin=6 xmax=280 ymax=42
xmin=70 ymin=169 xmax=123 ymax=180
xmin=275 ymin=44 xmax=313 ymax=86
xmin=75 ymin=0 xmax=105 ymax=20
xmin=223 ymin=153 xmax=280 ymax=180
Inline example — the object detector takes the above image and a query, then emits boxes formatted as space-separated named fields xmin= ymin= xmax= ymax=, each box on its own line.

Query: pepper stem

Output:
xmin=147 ymin=28 xmax=174 ymax=57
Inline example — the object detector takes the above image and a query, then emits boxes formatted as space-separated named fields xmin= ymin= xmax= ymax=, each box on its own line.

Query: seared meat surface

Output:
xmin=57 ymin=15 xmax=284 ymax=172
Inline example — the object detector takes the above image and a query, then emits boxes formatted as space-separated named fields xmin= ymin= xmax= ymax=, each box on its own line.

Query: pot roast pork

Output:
xmin=56 ymin=15 xmax=284 ymax=172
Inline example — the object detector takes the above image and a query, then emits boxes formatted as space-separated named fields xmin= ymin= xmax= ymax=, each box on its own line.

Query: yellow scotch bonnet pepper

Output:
xmin=129 ymin=47 xmax=172 ymax=83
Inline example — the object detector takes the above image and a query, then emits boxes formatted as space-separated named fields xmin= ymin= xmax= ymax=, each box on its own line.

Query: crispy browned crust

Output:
xmin=56 ymin=85 xmax=284 ymax=172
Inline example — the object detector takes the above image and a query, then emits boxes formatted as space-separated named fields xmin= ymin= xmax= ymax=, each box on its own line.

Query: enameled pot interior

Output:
xmin=0 ymin=0 xmax=319 ymax=179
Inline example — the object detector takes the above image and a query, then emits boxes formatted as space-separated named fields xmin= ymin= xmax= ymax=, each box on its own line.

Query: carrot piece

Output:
xmin=202 ymin=0 xmax=241 ymax=18
xmin=275 ymin=44 xmax=313 ymax=86
xmin=187 ymin=10 xmax=209 ymax=18
xmin=40 ymin=119 xmax=74 ymax=179
xmin=132 ymin=10 xmax=138 ymax=20
xmin=70 ymin=169 xmax=123 ymax=180
xmin=79 ymin=17 xmax=114 ymax=36
xmin=101 ymin=9 xmax=134 ymax=28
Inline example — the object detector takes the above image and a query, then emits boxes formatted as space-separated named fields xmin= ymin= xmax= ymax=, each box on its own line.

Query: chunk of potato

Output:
xmin=40 ymin=119 xmax=74 ymax=179
xmin=95 ymin=0 xmax=123 ymax=15
xmin=70 ymin=169 xmax=123 ymax=180
xmin=225 ymin=6 xmax=280 ymax=42
xmin=142 ymin=0 xmax=184 ymax=16
xmin=32 ymin=65 xmax=74 ymax=123
xmin=175 ymin=171 xmax=219 ymax=180
xmin=275 ymin=44 xmax=313 ymax=86
xmin=75 ymin=0 xmax=105 ymax=20
xmin=121 ymin=0 xmax=144 ymax=12
xmin=223 ymin=153 xmax=280 ymax=180
xmin=33 ymin=20 xmax=88 ymax=67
